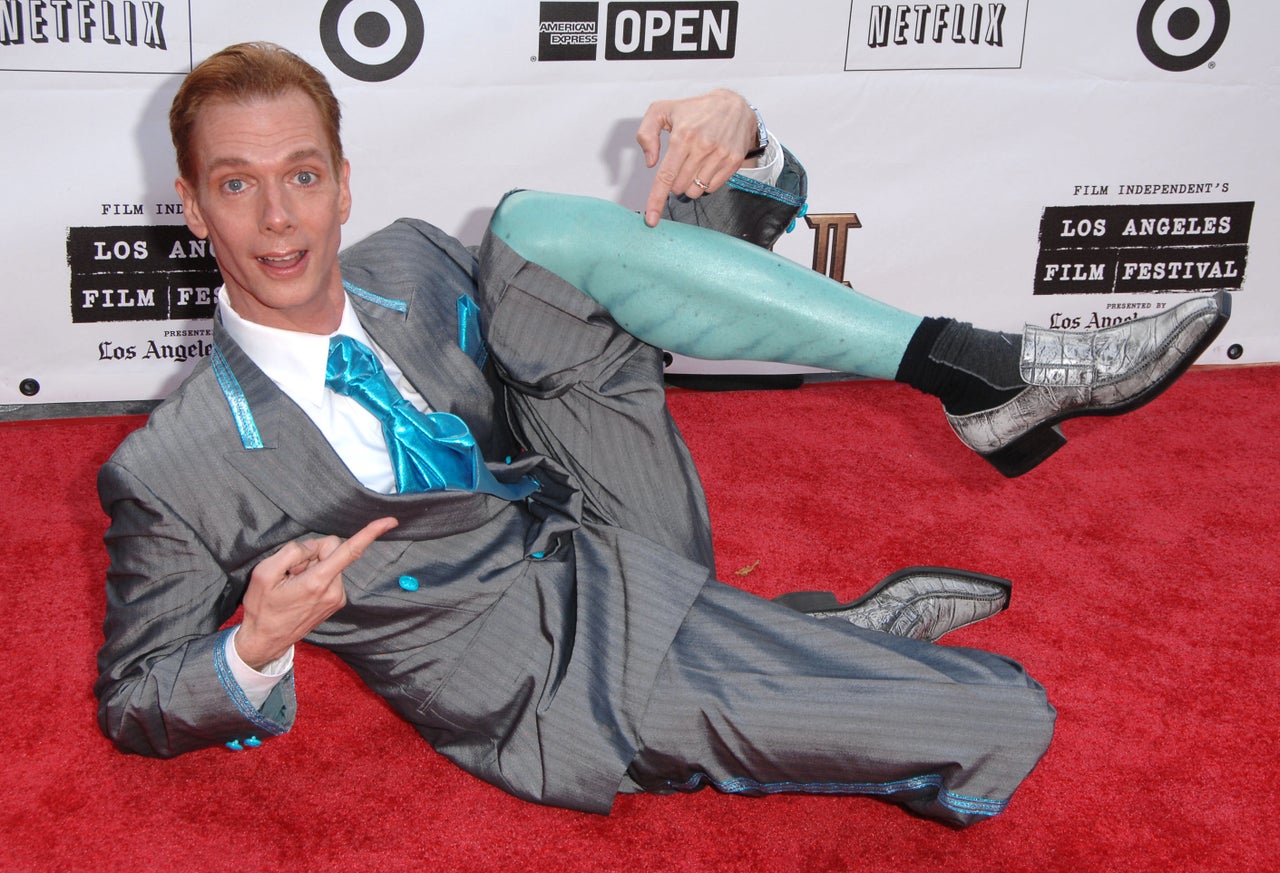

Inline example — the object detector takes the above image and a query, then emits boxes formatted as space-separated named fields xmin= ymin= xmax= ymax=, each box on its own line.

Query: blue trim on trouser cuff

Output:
xmin=663 ymin=772 xmax=1008 ymax=818
xmin=936 ymin=789 xmax=1009 ymax=817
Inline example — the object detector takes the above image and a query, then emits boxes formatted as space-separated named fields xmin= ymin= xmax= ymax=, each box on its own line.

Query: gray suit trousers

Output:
xmin=477 ymin=228 xmax=1055 ymax=828
xmin=627 ymin=580 xmax=1054 ymax=827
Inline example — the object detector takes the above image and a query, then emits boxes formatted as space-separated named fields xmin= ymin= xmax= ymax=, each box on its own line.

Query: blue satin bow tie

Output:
xmin=325 ymin=334 xmax=536 ymax=500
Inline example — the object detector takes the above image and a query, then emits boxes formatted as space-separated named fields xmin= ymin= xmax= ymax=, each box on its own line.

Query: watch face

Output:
xmin=750 ymin=105 xmax=768 ymax=150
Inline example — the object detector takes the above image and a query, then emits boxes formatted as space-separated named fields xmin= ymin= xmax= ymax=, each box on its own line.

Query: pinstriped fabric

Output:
xmin=98 ymin=216 xmax=715 ymax=813
xmin=477 ymin=232 xmax=715 ymax=569
xmin=625 ymin=579 xmax=1055 ymax=828
xmin=408 ymin=523 xmax=711 ymax=812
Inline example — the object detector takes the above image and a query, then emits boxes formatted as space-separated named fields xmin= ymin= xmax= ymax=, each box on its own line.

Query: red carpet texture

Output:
xmin=1 ymin=367 xmax=1276 ymax=872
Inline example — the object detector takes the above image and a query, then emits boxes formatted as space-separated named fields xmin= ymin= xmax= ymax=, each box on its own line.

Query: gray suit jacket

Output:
xmin=96 ymin=162 xmax=807 ymax=813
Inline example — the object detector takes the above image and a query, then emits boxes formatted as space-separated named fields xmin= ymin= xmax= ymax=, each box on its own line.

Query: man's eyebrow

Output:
xmin=204 ymin=148 xmax=329 ymax=174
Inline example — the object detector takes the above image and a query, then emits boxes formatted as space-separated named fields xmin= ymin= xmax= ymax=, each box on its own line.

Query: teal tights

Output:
xmin=488 ymin=190 xmax=923 ymax=380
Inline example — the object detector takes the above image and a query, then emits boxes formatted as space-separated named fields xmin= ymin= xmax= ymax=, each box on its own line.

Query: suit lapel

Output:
xmin=212 ymin=315 xmax=513 ymax=542
xmin=354 ymin=288 xmax=494 ymax=415
xmin=348 ymin=268 xmax=505 ymax=453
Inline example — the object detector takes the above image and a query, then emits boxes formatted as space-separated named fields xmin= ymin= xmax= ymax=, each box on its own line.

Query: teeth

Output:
xmin=260 ymin=252 xmax=302 ymax=264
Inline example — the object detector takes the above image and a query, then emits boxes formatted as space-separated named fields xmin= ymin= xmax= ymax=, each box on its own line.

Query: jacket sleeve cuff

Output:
xmin=664 ymin=145 xmax=809 ymax=250
xmin=214 ymin=628 xmax=294 ymax=739
xmin=223 ymin=625 xmax=295 ymax=709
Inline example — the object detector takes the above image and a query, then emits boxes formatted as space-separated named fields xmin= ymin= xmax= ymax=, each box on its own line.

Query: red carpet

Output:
xmin=1 ymin=367 xmax=1276 ymax=872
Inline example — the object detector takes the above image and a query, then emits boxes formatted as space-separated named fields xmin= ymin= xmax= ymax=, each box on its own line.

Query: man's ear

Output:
xmin=175 ymin=176 xmax=208 ymax=239
xmin=338 ymin=159 xmax=352 ymax=225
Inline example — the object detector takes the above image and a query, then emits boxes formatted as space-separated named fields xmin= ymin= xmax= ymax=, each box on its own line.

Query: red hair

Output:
xmin=170 ymin=42 xmax=343 ymax=181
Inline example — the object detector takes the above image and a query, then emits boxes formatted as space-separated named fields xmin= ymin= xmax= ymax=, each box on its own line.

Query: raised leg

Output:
xmin=488 ymin=190 xmax=922 ymax=380
xmin=488 ymin=190 xmax=1231 ymax=477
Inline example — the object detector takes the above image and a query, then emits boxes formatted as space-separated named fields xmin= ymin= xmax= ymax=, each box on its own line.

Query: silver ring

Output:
xmin=693 ymin=178 xmax=709 ymax=191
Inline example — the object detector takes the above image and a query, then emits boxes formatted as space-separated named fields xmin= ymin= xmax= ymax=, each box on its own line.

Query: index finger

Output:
xmin=318 ymin=516 xmax=400 ymax=575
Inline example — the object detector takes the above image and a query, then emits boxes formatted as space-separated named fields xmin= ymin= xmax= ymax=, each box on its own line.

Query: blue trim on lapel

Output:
xmin=343 ymin=279 xmax=409 ymax=313
xmin=456 ymin=294 xmax=489 ymax=369
xmin=212 ymin=345 xmax=264 ymax=450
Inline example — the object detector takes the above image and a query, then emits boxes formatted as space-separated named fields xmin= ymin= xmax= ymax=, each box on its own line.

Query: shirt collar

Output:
xmin=217 ymin=287 xmax=374 ymax=411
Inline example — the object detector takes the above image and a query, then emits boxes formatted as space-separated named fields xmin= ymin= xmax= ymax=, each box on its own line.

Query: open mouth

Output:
xmin=258 ymin=251 xmax=305 ymax=268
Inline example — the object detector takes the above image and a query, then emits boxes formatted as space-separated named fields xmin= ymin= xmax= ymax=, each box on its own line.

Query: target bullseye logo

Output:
xmin=320 ymin=0 xmax=425 ymax=82
xmin=1137 ymin=0 xmax=1230 ymax=71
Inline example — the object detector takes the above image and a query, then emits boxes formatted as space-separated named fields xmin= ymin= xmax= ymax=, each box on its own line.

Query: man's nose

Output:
xmin=260 ymin=184 xmax=295 ymax=233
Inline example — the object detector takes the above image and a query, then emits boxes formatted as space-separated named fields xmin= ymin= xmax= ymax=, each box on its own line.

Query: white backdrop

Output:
xmin=1 ymin=1 xmax=1271 ymax=406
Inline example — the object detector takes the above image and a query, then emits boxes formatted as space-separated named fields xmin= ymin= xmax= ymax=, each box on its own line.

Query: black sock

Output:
xmin=895 ymin=318 xmax=1026 ymax=415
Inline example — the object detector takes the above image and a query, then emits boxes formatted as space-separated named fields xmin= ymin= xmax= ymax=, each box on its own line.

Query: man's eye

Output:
xmin=224 ymin=179 xmax=245 ymax=193
xmin=296 ymin=171 xmax=316 ymax=185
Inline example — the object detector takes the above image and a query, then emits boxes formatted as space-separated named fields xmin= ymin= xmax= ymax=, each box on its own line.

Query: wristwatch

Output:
xmin=745 ymin=104 xmax=769 ymax=159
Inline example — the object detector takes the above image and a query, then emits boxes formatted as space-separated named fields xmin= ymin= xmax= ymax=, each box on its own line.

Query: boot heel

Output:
xmin=772 ymin=590 xmax=841 ymax=612
xmin=983 ymin=424 xmax=1066 ymax=478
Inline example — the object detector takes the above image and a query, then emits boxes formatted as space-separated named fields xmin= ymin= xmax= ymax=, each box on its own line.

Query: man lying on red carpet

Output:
xmin=95 ymin=42 xmax=1228 ymax=828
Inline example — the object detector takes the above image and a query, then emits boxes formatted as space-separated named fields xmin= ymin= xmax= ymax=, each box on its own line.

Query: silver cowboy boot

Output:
xmin=947 ymin=292 xmax=1231 ymax=477
xmin=774 ymin=567 xmax=1012 ymax=642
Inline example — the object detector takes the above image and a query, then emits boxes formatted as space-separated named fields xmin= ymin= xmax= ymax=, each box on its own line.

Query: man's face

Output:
xmin=176 ymin=90 xmax=352 ymax=334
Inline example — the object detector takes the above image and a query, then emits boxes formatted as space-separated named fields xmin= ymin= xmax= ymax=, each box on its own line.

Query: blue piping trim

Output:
xmin=343 ymin=279 xmax=408 ymax=313
xmin=211 ymin=346 xmax=263 ymax=450
xmin=725 ymin=173 xmax=806 ymax=209
xmin=937 ymin=788 xmax=1009 ymax=816
xmin=664 ymin=772 xmax=1007 ymax=818
xmin=456 ymin=294 xmax=489 ymax=369
xmin=213 ymin=628 xmax=290 ymax=736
